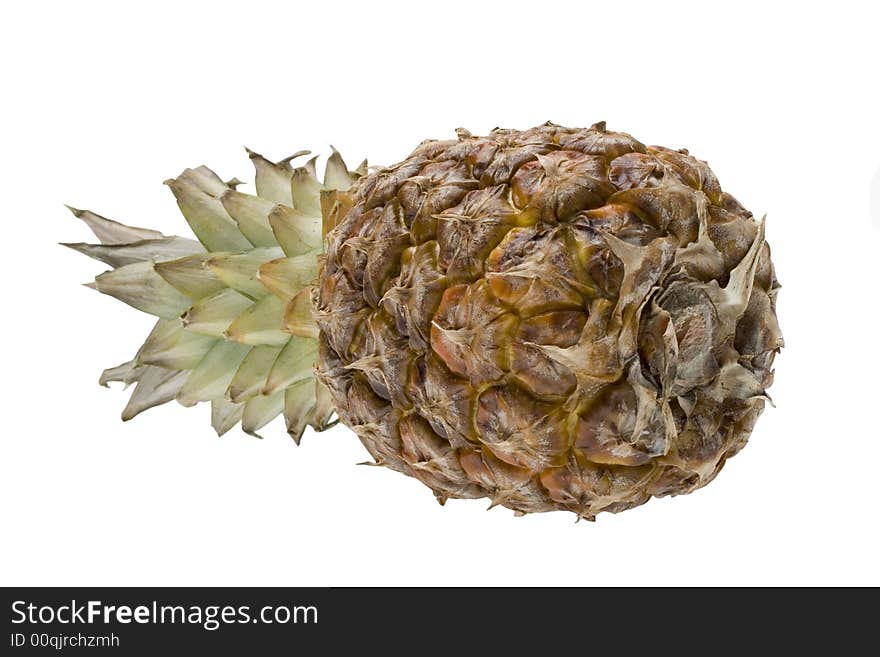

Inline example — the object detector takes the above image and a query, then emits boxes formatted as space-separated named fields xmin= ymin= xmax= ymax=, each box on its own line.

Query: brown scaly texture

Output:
xmin=316 ymin=122 xmax=783 ymax=519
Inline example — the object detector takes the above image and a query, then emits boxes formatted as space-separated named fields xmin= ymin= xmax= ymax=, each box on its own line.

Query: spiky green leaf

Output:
xmin=224 ymin=294 xmax=288 ymax=346
xmin=62 ymin=237 xmax=205 ymax=269
xmin=291 ymin=166 xmax=322 ymax=215
xmin=284 ymin=379 xmax=317 ymax=444
xmin=91 ymin=261 xmax=192 ymax=318
xmin=241 ymin=391 xmax=285 ymax=437
xmin=247 ymin=148 xmax=298 ymax=205
xmin=220 ymin=189 xmax=279 ymax=248
xmin=226 ymin=344 xmax=284 ymax=403
xmin=136 ymin=319 xmax=217 ymax=370
xmin=264 ymin=335 xmax=317 ymax=395
xmin=211 ymin=398 xmax=244 ymax=436
xmin=257 ymin=254 xmax=318 ymax=300
xmin=176 ymin=341 xmax=251 ymax=407
xmin=205 ymin=247 xmax=283 ymax=300
xmin=99 ymin=359 xmax=139 ymax=387
xmin=165 ymin=168 xmax=252 ymax=251
xmin=154 ymin=254 xmax=226 ymax=300
xmin=67 ymin=206 xmax=164 ymax=244
xmin=182 ymin=288 xmax=253 ymax=337
xmin=122 ymin=366 xmax=189 ymax=420
xmin=324 ymin=148 xmax=354 ymax=190
xmin=283 ymin=288 xmax=319 ymax=338
xmin=268 ymin=205 xmax=321 ymax=257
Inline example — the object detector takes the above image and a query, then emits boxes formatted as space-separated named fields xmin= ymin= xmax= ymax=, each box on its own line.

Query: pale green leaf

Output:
xmin=182 ymin=288 xmax=253 ymax=337
xmin=136 ymin=319 xmax=217 ymax=370
xmin=324 ymin=148 xmax=354 ymax=190
xmin=176 ymin=341 xmax=251 ymax=407
xmin=165 ymin=168 xmax=252 ymax=252
xmin=99 ymin=359 xmax=140 ymax=387
xmin=91 ymin=261 xmax=192 ymax=318
xmin=67 ymin=206 xmax=164 ymax=244
xmin=241 ymin=391 xmax=285 ymax=437
xmin=122 ymin=366 xmax=189 ymax=420
xmin=62 ymin=236 xmax=205 ymax=269
xmin=220 ymin=189 xmax=279 ymax=248
xmin=311 ymin=380 xmax=337 ymax=431
xmin=283 ymin=288 xmax=319 ymax=338
xmin=154 ymin=253 xmax=227 ymax=300
xmin=257 ymin=254 xmax=318 ymax=300
xmin=247 ymin=148 xmax=298 ymax=205
xmin=302 ymin=155 xmax=318 ymax=178
xmin=268 ymin=205 xmax=321 ymax=257
xmin=226 ymin=344 xmax=284 ymax=403
xmin=211 ymin=398 xmax=244 ymax=436
xmin=185 ymin=166 xmax=229 ymax=196
xmin=205 ymin=247 xmax=283 ymax=299
xmin=264 ymin=335 xmax=317 ymax=395
xmin=284 ymin=379 xmax=317 ymax=444
xmin=224 ymin=293 xmax=288 ymax=346
xmin=291 ymin=166 xmax=322 ymax=215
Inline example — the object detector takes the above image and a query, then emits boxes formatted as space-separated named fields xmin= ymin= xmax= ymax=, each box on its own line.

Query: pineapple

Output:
xmin=69 ymin=122 xmax=782 ymax=519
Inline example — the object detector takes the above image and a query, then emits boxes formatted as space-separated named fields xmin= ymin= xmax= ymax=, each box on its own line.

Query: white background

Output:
xmin=1 ymin=1 xmax=878 ymax=586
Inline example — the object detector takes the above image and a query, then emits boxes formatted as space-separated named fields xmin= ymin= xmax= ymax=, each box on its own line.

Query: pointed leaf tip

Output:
xmin=166 ymin=168 xmax=252 ymax=252
xmin=324 ymin=147 xmax=354 ymax=190
xmin=284 ymin=379 xmax=318 ymax=445
xmin=283 ymin=288 xmax=320 ymax=339
xmin=248 ymin=149 xmax=294 ymax=205
xmin=205 ymin=247 xmax=282 ymax=299
xmin=268 ymin=205 xmax=321 ymax=256
xmin=257 ymin=254 xmax=318 ymax=300
xmin=181 ymin=288 xmax=252 ymax=337
xmin=136 ymin=318 xmax=217 ymax=370
xmin=224 ymin=293 xmax=288 ymax=346
xmin=99 ymin=359 xmax=139 ymax=387
xmin=280 ymin=150 xmax=312 ymax=165
xmin=67 ymin=207 xmax=165 ymax=245
xmin=264 ymin=335 xmax=317 ymax=395
xmin=226 ymin=344 xmax=283 ymax=403
xmin=219 ymin=190 xmax=279 ymax=248
xmin=176 ymin=340 xmax=251 ymax=407
xmin=121 ymin=367 xmax=189 ymax=421
xmin=291 ymin=165 xmax=322 ymax=215
xmin=241 ymin=390 xmax=285 ymax=436
xmin=61 ymin=237 xmax=205 ymax=269
xmin=91 ymin=261 xmax=192 ymax=318
xmin=212 ymin=398 xmax=244 ymax=436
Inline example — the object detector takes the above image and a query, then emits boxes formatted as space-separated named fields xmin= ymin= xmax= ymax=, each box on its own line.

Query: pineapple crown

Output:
xmin=64 ymin=147 xmax=365 ymax=441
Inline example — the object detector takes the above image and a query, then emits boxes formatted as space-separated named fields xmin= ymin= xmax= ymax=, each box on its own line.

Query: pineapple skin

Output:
xmin=316 ymin=122 xmax=783 ymax=519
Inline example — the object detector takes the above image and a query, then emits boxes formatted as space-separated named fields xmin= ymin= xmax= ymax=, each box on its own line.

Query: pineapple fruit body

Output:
xmin=315 ymin=122 xmax=782 ymax=518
